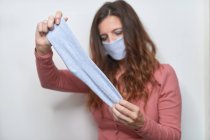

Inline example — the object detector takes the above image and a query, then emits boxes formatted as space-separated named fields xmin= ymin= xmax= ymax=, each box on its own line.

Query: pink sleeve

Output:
xmin=35 ymin=49 xmax=90 ymax=93
xmin=135 ymin=64 xmax=182 ymax=140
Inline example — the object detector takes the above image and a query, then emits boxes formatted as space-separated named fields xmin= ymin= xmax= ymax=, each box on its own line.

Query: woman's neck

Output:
xmin=118 ymin=59 xmax=125 ymax=70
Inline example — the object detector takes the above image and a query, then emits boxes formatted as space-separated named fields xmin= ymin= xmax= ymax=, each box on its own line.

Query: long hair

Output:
xmin=88 ymin=0 xmax=160 ymax=109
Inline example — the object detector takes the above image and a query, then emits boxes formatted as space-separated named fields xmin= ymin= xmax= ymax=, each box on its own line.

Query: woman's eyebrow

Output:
xmin=100 ymin=33 xmax=107 ymax=36
xmin=100 ymin=27 xmax=123 ymax=36
xmin=112 ymin=27 xmax=123 ymax=32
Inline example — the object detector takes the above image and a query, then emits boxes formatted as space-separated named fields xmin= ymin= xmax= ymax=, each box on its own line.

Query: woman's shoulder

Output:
xmin=156 ymin=63 xmax=176 ymax=74
xmin=154 ymin=63 xmax=179 ymax=86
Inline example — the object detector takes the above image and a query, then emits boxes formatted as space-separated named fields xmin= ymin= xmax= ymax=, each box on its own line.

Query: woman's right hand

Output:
xmin=35 ymin=11 xmax=67 ymax=55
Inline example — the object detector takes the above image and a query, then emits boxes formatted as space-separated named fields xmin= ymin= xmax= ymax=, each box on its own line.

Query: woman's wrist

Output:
xmin=35 ymin=46 xmax=52 ymax=56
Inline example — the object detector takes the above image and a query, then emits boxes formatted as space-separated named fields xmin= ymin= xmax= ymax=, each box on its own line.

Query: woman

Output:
xmin=35 ymin=0 xmax=181 ymax=139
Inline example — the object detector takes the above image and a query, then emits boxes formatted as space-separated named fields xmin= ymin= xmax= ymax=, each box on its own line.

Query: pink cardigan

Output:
xmin=35 ymin=50 xmax=182 ymax=140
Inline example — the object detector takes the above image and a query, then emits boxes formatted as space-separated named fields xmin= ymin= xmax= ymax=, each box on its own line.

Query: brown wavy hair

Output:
xmin=88 ymin=0 xmax=160 ymax=109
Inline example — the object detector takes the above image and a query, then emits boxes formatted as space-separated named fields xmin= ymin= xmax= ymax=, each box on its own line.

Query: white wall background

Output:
xmin=0 ymin=0 xmax=209 ymax=140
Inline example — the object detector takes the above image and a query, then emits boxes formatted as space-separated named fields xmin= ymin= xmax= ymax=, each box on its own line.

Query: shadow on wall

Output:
xmin=53 ymin=93 xmax=88 ymax=111
xmin=180 ymin=84 xmax=201 ymax=140
xmin=48 ymin=93 xmax=97 ymax=140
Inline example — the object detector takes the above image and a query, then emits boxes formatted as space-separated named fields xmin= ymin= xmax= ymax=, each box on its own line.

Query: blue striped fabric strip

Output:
xmin=46 ymin=19 xmax=122 ymax=107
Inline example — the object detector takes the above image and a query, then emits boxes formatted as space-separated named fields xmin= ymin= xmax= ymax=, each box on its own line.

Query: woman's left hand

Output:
xmin=111 ymin=99 xmax=145 ymax=130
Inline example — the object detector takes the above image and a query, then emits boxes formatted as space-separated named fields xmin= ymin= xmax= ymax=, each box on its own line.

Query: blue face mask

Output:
xmin=102 ymin=37 xmax=126 ymax=60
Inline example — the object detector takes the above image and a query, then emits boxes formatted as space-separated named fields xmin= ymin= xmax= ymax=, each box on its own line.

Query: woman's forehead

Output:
xmin=98 ymin=16 xmax=122 ymax=34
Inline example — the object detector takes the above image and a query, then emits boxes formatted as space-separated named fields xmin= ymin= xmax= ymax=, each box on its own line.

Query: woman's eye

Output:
xmin=100 ymin=36 xmax=107 ymax=41
xmin=115 ymin=30 xmax=123 ymax=35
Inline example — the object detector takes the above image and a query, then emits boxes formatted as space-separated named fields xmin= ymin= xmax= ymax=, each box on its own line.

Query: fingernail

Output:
xmin=56 ymin=19 xmax=59 ymax=24
xmin=50 ymin=26 xmax=54 ymax=30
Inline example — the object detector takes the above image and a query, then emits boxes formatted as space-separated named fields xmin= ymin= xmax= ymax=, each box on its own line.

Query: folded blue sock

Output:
xmin=46 ymin=19 xmax=123 ymax=107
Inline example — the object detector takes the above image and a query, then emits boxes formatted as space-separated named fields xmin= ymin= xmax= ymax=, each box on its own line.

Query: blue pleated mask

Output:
xmin=46 ymin=19 xmax=123 ymax=107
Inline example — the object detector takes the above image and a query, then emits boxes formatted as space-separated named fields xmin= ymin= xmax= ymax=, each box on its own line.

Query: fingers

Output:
xmin=112 ymin=105 xmax=133 ymax=123
xmin=36 ymin=20 xmax=48 ymax=34
xmin=36 ymin=11 xmax=68 ymax=34
xmin=112 ymin=99 xmax=141 ymax=121
xmin=42 ymin=20 xmax=48 ymax=33
xmin=115 ymin=103 xmax=133 ymax=117
xmin=115 ymin=103 xmax=139 ymax=120
xmin=119 ymin=99 xmax=139 ymax=112
xmin=55 ymin=10 xmax=62 ymax=24
xmin=112 ymin=101 xmax=145 ymax=129
xmin=47 ymin=15 xmax=54 ymax=30
xmin=37 ymin=22 xmax=43 ymax=33
xmin=55 ymin=11 xmax=68 ymax=23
